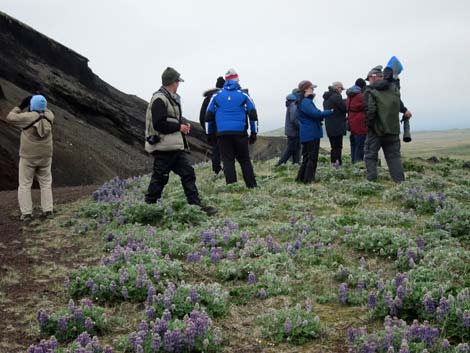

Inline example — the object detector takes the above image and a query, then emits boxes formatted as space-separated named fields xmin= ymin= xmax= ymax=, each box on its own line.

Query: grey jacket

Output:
xmin=284 ymin=101 xmax=299 ymax=137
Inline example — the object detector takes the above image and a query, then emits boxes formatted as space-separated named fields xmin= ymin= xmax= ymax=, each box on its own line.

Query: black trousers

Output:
xmin=145 ymin=150 xmax=200 ymax=205
xmin=328 ymin=135 xmax=343 ymax=165
xmin=277 ymin=136 xmax=300 ymax=165
xmin=296 ymin=139 xmax=320 ymax=183
xmin=364 ymin=131 xmax=404 ymax=183
xmin=211 ymin=143 xmax=222 ymax=174
xmin=218 ymin=135 xmax=257 ymax=188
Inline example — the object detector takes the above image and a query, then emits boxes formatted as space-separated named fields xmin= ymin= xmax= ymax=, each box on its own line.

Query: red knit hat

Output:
xmin=225 ymin=68 xmax=239 ymax=82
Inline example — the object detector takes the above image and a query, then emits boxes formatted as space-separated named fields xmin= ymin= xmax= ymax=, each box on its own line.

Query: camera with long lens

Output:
xmin=402 ymin=117 xmax=411 ymax=143
xmin=146 ymin=135 xmax=160 ymax=145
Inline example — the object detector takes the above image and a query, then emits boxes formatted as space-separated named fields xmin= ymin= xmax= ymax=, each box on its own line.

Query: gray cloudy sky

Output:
xmin=1 ymin=0 xmax=470 ymax=132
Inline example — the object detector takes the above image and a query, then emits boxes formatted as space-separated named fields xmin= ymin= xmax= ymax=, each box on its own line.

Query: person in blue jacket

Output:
xmin=295 ymin=80 xmax=333 ymax=183
xmin=205 ymin=68 xmax=258 ymax=188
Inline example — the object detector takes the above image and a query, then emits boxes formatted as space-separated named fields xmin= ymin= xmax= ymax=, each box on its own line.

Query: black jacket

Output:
xmin=322 ymin=88 xmax=347 ymax=137
xmin=199 ymin=88 xmax=220 ymax=133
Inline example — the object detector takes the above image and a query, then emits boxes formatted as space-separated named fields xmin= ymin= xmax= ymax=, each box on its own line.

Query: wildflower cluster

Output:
xmin=37 ymin=299 xmax=108 ymax=342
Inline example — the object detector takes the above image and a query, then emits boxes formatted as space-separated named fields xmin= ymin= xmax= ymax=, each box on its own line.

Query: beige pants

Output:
xmin=18 ymin=157 xmax=53 ymax=215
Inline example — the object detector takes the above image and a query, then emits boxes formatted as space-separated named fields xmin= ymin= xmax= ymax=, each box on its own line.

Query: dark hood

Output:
xmin=322 ymin=87 xmax=337 ymax=100
xmin=370 ymin=79 xmax=391 ymax=91
xmin=203 ymin=88 xmax=220 ymax=97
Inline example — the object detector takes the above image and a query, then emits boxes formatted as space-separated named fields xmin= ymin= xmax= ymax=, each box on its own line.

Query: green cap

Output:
xmin=162 ymin=67 xmax=184 ymax=86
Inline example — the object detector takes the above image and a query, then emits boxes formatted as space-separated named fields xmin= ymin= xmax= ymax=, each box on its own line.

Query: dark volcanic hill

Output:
xmin=0 ymin=11 xmax=286 ymax=191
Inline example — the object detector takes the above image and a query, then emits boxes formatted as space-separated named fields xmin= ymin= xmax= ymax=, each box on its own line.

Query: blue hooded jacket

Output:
xmin=205 ymin=80 xmax=258 ymax=135
xmin=296 ymin=97 xmax=333 ymax=142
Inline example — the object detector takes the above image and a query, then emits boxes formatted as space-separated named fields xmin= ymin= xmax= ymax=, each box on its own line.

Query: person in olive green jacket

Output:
xmin=363 ymin=65 xmax=405 ymax=182
xmin=144 ymin=67 xmax=216 ymax=216
xmin=2 ymin=95 xmax=55 ymax=221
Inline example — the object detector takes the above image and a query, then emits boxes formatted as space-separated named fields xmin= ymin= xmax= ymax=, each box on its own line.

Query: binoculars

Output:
xmin=402 ymin=117 xmax=411 ymax=143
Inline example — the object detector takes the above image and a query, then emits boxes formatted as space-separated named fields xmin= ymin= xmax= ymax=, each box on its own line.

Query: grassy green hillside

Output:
xmin=15 ymin=157 xmax=470 ymax=352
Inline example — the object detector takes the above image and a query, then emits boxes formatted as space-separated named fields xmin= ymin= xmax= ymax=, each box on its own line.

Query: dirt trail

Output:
xmin=0 ymin=185 xmax=98 ymax=353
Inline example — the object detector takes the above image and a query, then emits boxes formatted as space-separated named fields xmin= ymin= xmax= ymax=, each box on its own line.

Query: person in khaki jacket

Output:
xmin=145 ymin=67 xmax=216 ymax=216
xmin=2 ymin=95 xmax=55 ymax=222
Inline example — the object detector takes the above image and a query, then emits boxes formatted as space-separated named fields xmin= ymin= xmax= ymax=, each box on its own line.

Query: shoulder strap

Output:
xmin=22 ymin=114 xmax=52 ymax=131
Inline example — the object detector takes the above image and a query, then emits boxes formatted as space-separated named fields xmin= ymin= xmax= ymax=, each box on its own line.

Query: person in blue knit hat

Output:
xmin=276 ymin=93 xmax=300 ymax=166
xmin=2 ymin=94 xmax=55 ymax=222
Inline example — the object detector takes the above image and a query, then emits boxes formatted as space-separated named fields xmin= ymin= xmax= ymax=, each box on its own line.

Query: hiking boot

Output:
xmin=42 ymin=211 xmax=54 ymax=219
xmin=200 ymin=205 xmax=217 ymax=216
xmin=20 ymin=214 xmax=32 ymax=223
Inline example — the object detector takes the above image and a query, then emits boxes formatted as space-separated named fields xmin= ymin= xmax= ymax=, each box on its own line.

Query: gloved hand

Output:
xmin=18 ymin=95 xmax=32 ymax=110
xmin=249 ymin=133 xmax=257 ymax=144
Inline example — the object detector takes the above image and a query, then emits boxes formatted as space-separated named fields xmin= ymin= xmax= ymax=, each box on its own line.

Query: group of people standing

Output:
xmin=276 ymin=58 xmax=412 ymax=184
xmin=144 ymin=67 xmax=260 ymax=216
xmin=2 ymin=59 xmax=412 ymax=222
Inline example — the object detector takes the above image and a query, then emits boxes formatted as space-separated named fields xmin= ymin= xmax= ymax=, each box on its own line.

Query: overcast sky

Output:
xmin=1 ymin=0 xmax=469 ymax=132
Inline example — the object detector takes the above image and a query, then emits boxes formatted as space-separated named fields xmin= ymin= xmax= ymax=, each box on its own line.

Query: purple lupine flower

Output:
xmin=338 ymin=283 xmax=348 ymax=305
xmin=85 ymin=278 xmax=94 ymax=288
xmin=162 ymin=309 xmax=172 ymax=322
xmin=442 ymin=339 xmax=451 ymax=350
xmin=106 ymin=232 xmax=114 ymax=242
xmin=456 ymin=343 xmax=469 ymax=352
xmin=155 ymin=319 xmax=168 ymax=335
xmin=463 ymin=310 xmax=470 ymax=328
xmin=76 ymin=332 xmax=92 ymax=347
xmin=119 ymin=269 xmax=129 ymax=284
xmin=357 ymin=279 xmax=366 ymax=290
xmin=396 ymin=285 xmax=406 ymax=300
xmin=436 ymin=297 xmax=450 ymax=321
xmin=147 ymin=286 xmax=156 ymax=303
xmin=284 ymin=319 xmax=293 ymax=334
xmin=81 ymin=298 xmax=93 ymax=308
xmin=189 ymin=288 xmax=199 ymax=304
xmin=362 ymin=340 xmax=377 ymax=353
xmin=103 ymin=347 xmax=114 ymax=353
xmin=109 ymin=281 xmax=117 ymax=294
xmin=377 ymin=279 xmax=385 ymax=290
xmin=183 ymin=321 xmax=197 ymax=349
xmin=258 ymin=288 xmax=268 ymax=300
xmin=139 ymin=320 xmax=149 ymax=333
xmin=84 ymin=317 xmax=94 ymax=331
xmin=37 ymin=310 xmax=49 ymax=327
xmin=146 ymin=307 xmax=156 ymax=320
xmin=241 ymin=231 xmax=249 ymax=243
xmin=423 ymin=326 xmax=439 ymax=346
xmin=368 ymin=292 xmax=377 ymax=309
xmin=226 ymin=250 xmax=237 ymax=261
xmin=122 ymin=286 xmax=129 ymax=299
xmin=406 ymin=249 xmax=417 ymax=264
xmin=422 ymin=293 xmax=436 ymax=314
xmin=393 ymin=273 xmax=407 ymax=289
xmin=210 ymin=247 xmax=223 ymax=263
xmin=163 ymin=329 xmax=182 ymax=353
xmin=58 ymin=316 xmax=68 ymax=332
xmin=73 ymin=307 xmax=83 ymax=322
xmin=398 ymin=339 xmax=409 ymax=353
xmin=247 ymin=272 xmax=257 ymax=285
xmin=151 ymin=335 xmax=161 ymax=353
xmin=416 ymin=237 xmax=425 ymax=250
xmin=153 ymin=269 xmax=161 ymax=280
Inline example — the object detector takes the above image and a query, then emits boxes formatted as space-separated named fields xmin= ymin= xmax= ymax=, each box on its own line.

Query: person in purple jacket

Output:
xmin=295 ymin=80 xmax=333 ymax=183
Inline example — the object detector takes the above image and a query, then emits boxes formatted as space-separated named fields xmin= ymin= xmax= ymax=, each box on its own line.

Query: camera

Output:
xmin=402 ymin=117 xmax=411 ymax=143
xmin=146 ymin=135 xmax=160 ymax=145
